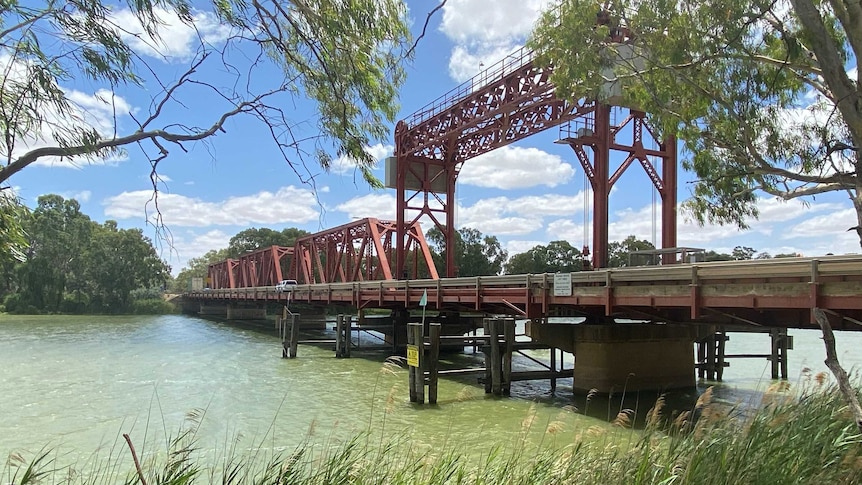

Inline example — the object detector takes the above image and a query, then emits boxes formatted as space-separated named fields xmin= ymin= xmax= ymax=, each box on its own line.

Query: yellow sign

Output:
xmin=406 ymin=344 xmax=419 ymax=367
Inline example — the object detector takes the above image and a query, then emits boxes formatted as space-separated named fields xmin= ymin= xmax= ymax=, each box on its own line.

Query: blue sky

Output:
xmin=8 ymin=0 xmax=861 ymax=274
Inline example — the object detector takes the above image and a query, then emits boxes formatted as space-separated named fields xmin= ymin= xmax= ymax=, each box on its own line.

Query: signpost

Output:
xmin=553 ymin=273 xmax=572 ymax=297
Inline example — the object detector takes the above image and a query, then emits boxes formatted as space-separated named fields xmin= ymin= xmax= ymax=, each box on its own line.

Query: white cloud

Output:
xmin=459 ymin=146 xmax=574 ymax=189
xmin=447 ymin=43 xmax=521 ymax=83
xmin=440 ymin=0 xmax=553 ymax=82
xmin=440 ymin=0 xmax=552 ymax=44
xmin=334 ymin=193 xmax=397 ymax=220
xmin=781 ymin=207 xmax=859 ymax=239
xmin=457 ymin=193 xmax=585 ymax=236
xmin=163 ymin=229 xmax=233 ymax=276
xmin=330 ymin=143 xmax=393 ymax=175
xmin=109 ymin=7 xmax=232 ymax=62
xmin=57 ymin=190 xmax=92 ymax=203
xmin=525 ymin=195 xmax=859 ymax=260
xmin=103 ymin=186 xmax=320 ymax=227
xmin=506 ymin=239 xmax=546 ymax=255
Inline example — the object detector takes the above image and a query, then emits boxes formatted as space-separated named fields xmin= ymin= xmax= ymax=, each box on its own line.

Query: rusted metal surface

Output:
xmin=392 ymin=44 xmax=677 ymax=274
xmin=205 ymin=218 xmax=437 ymax=289
xmin=293 ymin=218 xmax=437 ymax=284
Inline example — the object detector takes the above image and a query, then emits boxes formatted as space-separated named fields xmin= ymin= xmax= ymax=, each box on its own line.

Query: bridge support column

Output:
xmin=770 ymin=329 xmax=790 ymax=380
xmin=199 ymin=303 xmax=228 ymax=316
xmin=226 ymin=304 xmax=267 ymax=320
xmin=696 ymin=328 xmax=728 ymax=381
xmin=572 ymin=325 xmax=697 ymax=393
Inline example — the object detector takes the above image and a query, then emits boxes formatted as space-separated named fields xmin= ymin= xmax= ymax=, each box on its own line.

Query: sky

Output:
xmin=8 ymin=0 xmax=861 ymax=275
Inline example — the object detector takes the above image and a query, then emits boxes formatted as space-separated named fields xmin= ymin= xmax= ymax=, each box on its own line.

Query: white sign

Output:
xmin=553 ymin=273 xmax=572 ymax=297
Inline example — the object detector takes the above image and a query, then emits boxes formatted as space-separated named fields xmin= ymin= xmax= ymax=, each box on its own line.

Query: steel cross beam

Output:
xmin=293 ymin=217 xmax=437 ymax=284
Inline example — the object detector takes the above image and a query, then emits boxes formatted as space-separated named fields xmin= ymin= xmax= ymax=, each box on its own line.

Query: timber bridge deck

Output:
xmin=187 ymin=255 xmax=862 ymax=330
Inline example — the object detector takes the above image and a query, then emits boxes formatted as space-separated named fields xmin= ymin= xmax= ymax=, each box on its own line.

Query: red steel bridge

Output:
xmin=194 ymin=38 xmax=862 ymax=332
xmin=188 ymin=30 xmax=862 ymax=391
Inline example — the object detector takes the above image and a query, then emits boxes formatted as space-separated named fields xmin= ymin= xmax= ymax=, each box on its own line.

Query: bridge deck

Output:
xmin=187 ymin=256 xmax=862 ymax=331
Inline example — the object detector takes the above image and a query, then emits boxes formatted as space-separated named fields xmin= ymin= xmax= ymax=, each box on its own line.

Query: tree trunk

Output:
xmin=813 ymin=308 xmax=862 ymax=433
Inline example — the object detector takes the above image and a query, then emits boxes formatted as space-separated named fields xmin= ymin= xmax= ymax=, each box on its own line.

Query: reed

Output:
xmin=5 ymin=383 xmax=862 ymax=484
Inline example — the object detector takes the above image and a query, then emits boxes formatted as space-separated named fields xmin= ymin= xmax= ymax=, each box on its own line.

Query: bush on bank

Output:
xmin=5 ymin=381 xmax=862 ymax=484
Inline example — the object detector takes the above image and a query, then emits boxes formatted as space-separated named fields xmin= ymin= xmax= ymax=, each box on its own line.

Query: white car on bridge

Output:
xmin=275 ymin=280 xmax=297 ymax=292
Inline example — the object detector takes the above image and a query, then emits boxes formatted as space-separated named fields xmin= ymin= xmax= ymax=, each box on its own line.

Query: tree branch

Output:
xmin=405 ymin=0 xmax=447 ymax=58
xmin=813 ymin=308 xmax=862 ymax=433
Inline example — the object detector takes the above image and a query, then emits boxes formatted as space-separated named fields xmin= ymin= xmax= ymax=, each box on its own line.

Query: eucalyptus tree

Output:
xmin=530 ymin=0 xmax=862 ymax=247
xmin=0 ymin=0 xmax=411 ymax=188
xmin=606 ymin=235 xmax=656 ymax=267
xmin=0 ymin=0 xmax=411 ymax=276
xmin=18 ymin=195 xmax=93 ymax=311
xmin=426 ymin=227 xmax=508 ymax=277
xmin=171 ymin=248 xmax=230 ymax=293
xmin=506 ymin=240 xmax=584 ymax=274
xmin=84 ymin=221 xmax=170 ymax=312
xmin=227 ymin=227 xmax=310 ymax=258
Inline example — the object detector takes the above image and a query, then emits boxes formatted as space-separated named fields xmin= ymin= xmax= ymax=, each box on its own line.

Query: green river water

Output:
xmin=1 ymin=314 xmax=861 ymax=471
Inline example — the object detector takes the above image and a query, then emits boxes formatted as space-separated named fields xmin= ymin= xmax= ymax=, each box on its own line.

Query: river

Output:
xmin=1 ymin=314 xmax=860 ymax=473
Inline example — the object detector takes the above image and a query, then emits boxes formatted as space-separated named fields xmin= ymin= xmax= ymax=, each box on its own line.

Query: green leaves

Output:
xmin=530 ymin=0 xmax=862 ymax=241
xmin=0 ymin=0 xmax=411 ymax=189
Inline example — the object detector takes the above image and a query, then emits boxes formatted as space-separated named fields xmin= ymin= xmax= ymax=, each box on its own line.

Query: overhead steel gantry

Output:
xmin=393 ymin=43 xmax=677 ymax=277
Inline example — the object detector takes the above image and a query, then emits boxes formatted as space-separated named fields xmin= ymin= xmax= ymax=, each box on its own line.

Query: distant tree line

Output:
xmin=1 ymin=195 xmax=170 ymax=314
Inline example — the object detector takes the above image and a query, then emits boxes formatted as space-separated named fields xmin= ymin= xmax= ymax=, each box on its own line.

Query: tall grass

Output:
xmin=6 ymin=380 xmax=862 ymax=484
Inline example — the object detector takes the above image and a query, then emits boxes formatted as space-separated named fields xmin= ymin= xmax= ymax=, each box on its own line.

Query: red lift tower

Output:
xmin=392 ymin=43 xmax=677 ymax=276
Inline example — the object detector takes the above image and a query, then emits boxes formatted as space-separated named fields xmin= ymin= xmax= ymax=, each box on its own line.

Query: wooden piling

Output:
xmin=344 ymin=316 xmax=352 ymax=358
xmin=715 ymin=329 xmax=726 ymax=381
xmin=407 ymin=322 xmax=424 ymax=403
xmin=335 ymin=314 xmax=345 ymax=358
xmin=550 ymin=348 xmax=557 ymax=394
xmin=769 ymin=328 xmax=781 ymax=379
xmin=771 ymin=328 xmax=789 ymax=380
xmin=489 ymin=318 xmax=502 ymax=395
xmin=428 ymin=323 xmax=441 ymax=404
xmin=288 ymin=313 xmax=299 ymax=358
xmin=482 ymin=319 xmax=492 ymax=393
xmin=705 ymin=332 xmax=717 ymax=380
xmin=502 ymin=318 xmax=515 ymax=396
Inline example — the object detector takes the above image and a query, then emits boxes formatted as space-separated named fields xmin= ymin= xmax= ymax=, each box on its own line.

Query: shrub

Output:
xmin=130 ymin=298 xmax=175 ymax=315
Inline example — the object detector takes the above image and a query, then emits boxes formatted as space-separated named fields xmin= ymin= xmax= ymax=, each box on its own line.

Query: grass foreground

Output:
xmin=5 ymin=378 xmax=862 ymax=484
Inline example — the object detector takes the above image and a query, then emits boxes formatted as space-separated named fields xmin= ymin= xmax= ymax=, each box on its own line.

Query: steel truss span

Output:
xmin=206 ymin=218 xmax=436 ymax=289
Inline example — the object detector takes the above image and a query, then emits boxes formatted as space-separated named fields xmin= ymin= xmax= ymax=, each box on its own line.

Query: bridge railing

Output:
xmin=404 ymin=46 xmax=536 ymax=129
xmin=187 ymin=255 xmax=862 ymax=301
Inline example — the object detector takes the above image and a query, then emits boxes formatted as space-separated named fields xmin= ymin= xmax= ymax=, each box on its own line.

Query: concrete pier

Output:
xmin=528 ymin=323 xmax=699 ymax=392
xmin=226 ymin=305 xmax=267 ymax=320
xmin=199 ymin=303 xmax=228 ymax=316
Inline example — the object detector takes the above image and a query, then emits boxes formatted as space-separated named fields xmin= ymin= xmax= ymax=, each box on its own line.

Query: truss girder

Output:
xmin=207 ymin=259 xmax=239 ymax=289
xmin=236 ymin=245 xmax=294 ymax=288
xmin=397 ymin=61 xmax=589 ymax=165
xmin=293 ymin=218 xmax=438 ymax=285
